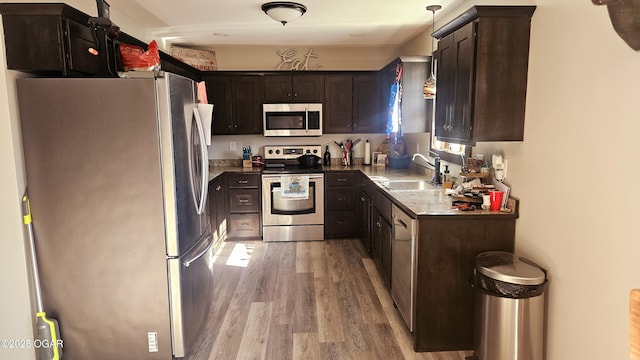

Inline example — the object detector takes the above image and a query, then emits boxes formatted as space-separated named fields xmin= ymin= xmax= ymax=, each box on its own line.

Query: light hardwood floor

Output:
xmin=187 ymin=239 xmax=472 ymax=360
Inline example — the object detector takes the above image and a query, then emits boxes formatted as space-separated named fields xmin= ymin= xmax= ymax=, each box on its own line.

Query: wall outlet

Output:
xmin=229 ymin=141 xmax=236 ymax=151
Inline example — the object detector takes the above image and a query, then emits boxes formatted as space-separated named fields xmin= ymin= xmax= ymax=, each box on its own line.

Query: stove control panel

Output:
xmin=264 ymin=145 xmax=322 ymax=160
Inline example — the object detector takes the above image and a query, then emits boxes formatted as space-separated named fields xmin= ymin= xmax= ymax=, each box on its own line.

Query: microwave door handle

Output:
xmin=305 ymin=107 xmax=309 ymax=133
xmin=193 ymin=107 xmax=209 ymax=215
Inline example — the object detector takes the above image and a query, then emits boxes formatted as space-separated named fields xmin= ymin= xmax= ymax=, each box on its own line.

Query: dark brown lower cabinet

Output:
xmin=324 ymin=171 xmax=359 ymax=238
xmin=357 ymin=176 xmax=372 ymax=252
xmin=368 ymin=178 xmax=393 ymax=289
xmin=208 ymin=175 xmax=228 ymax=248
xmin=358 ymin=171 xmax=516 ymax=352
xmin=371 ymin=207 xmax=392 ymax=288
xmin=412 ymin=216 xmax=515 ymax=352
xmin=226 ymin=173 xmax=262 ymax=239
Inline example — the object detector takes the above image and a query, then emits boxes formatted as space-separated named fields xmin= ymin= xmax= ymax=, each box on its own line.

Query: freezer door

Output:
xmin=168 ymin=229 xmax=214 ymax=358
xmin=158 ymin=73 xmax=210 ymax=257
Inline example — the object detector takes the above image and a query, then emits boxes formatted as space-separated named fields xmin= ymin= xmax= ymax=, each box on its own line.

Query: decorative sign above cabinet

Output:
xmin=276 ymin=48 xmax=322 ymax=70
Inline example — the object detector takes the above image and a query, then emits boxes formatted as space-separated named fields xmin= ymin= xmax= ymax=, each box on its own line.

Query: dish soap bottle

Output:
xmin=323 ymin=145 xmax=331 ymax=166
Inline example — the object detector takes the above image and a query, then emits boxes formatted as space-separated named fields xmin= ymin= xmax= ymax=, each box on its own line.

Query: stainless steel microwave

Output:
xmin=263 ymin=103 xmax=322 ymax=137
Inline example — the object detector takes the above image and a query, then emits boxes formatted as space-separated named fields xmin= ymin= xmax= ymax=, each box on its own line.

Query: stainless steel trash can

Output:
xmin=472 ymin=251 xmax=547 ymax=360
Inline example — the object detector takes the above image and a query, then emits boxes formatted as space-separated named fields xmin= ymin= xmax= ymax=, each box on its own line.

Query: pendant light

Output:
xmin=423 ymin=4 xmax=441 ymax=99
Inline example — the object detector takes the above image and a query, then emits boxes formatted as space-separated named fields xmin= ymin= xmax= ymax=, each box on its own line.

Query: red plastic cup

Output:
xmin=488 ymin=191 xmax=504 ymax=211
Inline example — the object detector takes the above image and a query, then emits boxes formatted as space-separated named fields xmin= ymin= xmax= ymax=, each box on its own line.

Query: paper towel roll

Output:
xmin=363 ymin=140 xmax=371 ymax=165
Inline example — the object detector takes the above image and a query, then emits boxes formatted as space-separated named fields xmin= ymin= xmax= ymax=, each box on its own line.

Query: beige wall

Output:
xmin=0 ymin=26 xmax=33 ymax=360
xmin=471 ymin=1 xmax=640 ymax=359
xmin=203 ymin=45 xmax=402 ymax=71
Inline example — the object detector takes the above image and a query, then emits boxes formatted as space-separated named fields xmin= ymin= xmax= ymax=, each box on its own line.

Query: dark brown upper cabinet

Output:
xmin=0 ymin=3 xmax=201 ymax=80
xmin=352 ymin=73 xmax=382 ymax=133
xmin=433 ymin=6 xmax=536 ymax=144
xmin=263 ymin=74 xmax=323 ymax=103
xmin=204 ymin=74 xmax=264 ymax=135
xmin=0 ymin=3 xmax=103 ymax=76
xmin=323 ymin=73 xmax=382 ymax=134
xmin=323 ymin=75 xmax=353 ymax=133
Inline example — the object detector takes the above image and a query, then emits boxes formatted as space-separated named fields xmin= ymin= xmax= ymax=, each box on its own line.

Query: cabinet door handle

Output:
xmin=337 ymin=196 xmax=346 ymax=201
xmin=393 ymin=215 xmax=408 ymax=229
xmin=337 ymin=178 xmax=347 ymax=182
xmin=216 ymin=185 xmax=221 ymax=191
xmin=288 ymin=93 xmax=292 ymax=97
xmin=239 ymin=198 xmax=249 ymax=203
xmin=238 ymin=180 xmax=249 ymax=184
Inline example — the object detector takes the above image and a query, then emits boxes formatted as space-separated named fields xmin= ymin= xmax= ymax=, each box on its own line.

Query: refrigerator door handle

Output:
xmin=192 ymin=107 xmax=209 ymax=215
xmin=183 ymin=230 xmax=213 ymax=268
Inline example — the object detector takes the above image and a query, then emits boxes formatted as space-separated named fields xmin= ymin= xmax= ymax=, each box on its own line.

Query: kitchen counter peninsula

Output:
xmin=322 ymin=163 xmax=517 ymax=352
xmin=324 ymin=164 xmax=518 ymax=218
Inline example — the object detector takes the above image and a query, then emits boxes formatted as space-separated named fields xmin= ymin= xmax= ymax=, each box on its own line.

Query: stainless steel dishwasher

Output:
xmin=391 ymin=205 xmax=417 ymax=332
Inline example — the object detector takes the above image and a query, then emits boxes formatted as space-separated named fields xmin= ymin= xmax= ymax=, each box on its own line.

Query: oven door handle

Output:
xmin=263 ymin=174 xmax=324 ymax=181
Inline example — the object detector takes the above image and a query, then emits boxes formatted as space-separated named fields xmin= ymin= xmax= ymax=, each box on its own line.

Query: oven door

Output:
xmin=262 ymin=174 xmax=324 ymax=226
xmin=262 ymin=173 xmax=324 ymax=241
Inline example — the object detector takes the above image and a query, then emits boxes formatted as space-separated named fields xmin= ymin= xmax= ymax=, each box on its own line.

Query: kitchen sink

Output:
xmin=380 ymin=180 xmax=440 ymax=191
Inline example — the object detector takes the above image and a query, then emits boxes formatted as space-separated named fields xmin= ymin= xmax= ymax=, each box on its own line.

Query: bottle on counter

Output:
xmin=323 ymin=145 xmax=331 ymax=166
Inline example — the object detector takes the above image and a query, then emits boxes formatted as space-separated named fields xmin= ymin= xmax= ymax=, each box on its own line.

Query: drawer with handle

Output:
xmin=228 ymin=213 xmax=261 ymax=238
xmin=227 ymin=173 xmax=260 ymax=188
xmin=229 ymin=189 xmax=260 ymax=212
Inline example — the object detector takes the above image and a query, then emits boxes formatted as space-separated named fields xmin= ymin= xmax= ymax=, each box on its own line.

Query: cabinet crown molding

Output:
xmin=433 ymin=5 xmax=537 ymax=39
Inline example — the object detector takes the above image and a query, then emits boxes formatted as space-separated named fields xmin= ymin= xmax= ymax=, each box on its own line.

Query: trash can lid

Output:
xmin=475 ymin=251 xmax=546 ymax=285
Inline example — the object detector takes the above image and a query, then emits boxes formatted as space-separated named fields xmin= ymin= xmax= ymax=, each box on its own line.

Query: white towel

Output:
xmin=280 ymin=175 xmax=309 ymax=199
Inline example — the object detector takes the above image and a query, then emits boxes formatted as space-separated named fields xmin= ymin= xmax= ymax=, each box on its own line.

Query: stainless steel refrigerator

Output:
xmin=17 ymin=72 xmax=213 ymax=359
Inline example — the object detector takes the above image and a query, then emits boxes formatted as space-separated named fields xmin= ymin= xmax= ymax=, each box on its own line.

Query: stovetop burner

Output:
xmin=262 ymin=145 xmax=323 ymax=174
xmin=264 ymin=145 xmax=322 ymax=160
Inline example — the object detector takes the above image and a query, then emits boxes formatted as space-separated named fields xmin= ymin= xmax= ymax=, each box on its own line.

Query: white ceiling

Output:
xmin=106 ymin=0 xmax=463 ymax=48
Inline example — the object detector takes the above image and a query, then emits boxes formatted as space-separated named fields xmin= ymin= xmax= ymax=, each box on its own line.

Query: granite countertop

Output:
xmin=208 ymin=165 xmax=261 ymax=181
xmin=326 ymin=164 xmax=473 ymax=217
xmin=209 ymin=164 xmax=516 ymax=218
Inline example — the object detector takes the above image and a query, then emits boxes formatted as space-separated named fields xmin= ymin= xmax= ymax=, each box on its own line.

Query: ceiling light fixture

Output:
xmin=423 ymin=4 xmax=441 ymax=99
xmin=261 ymin=2 xmax=307 ymax=26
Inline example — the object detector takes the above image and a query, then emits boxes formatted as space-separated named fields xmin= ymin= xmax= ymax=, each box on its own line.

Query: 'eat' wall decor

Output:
xmin=276 ymin=48 xmax=322 ymax=70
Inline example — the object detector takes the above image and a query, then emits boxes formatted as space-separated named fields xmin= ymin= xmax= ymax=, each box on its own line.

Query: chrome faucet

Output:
xmin=411 ymin=151 xmax=441 ymax=185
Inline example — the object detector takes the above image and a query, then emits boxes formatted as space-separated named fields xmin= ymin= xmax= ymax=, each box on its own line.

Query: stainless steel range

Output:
xmin=262 ymin=145 xmax=324 ymax=242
